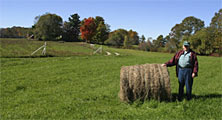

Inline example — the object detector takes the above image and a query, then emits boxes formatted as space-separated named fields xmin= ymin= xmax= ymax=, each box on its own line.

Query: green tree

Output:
xmin=164 ymin=35 xmax=170 ymax=44
xmin=151 ymin=35 xmax=165 ymax=52
xmin=168 ymin=16 xmax=205 ymax=50
xmin=124 ymin=35 xmax=130 ymax=48
xmin=93 ymin=23 xmax=110 ymax=44
xmin=92 ymin=16 xmax=110 ymax=44
xmin=0 ymin=26 xmax=31 ymax=38
xmin=189 ymin=27 xmax=214 ymax=55
xmin=94 ymin=16 xmax=105 ymax=27
xmin=34 ymin=13 xmax=63 ymax=41
xmin=157 ymin=35 xmax=165 ymax=47
xmin=63 ymin=13 xmax=81 ymax=42
xmin=140 ymin=35 xmax=146 ymax=43
xmin=210 ymin=9 xmax=222 ymax=29
xmin=138 ymin=36 xmax=150 ymax=51
xmin=210 ymin=9 xmax=222 ymax=54
xmin=181 ymin=16 xmax=205 ymax=35
xmin=169 ymin=24 xmax=184 ymax=50
xmin=164 ymin=35 xmax=177 ymax=53
xmin=128 ymin=30 xmax=139 ymax=45
xmin=105 ymin=29 xmax=128 ymax=46
xmin=105 ymin=32 xmax=123 ymax=46
xmin=105 ymin=29 xmax=139 ymax=47
xmin=147 ymin=37 xmax=153 ymax=51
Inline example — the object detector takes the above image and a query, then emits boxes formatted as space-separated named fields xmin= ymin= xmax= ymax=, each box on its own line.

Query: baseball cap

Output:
xmin=183 ymin=41 xmax=190 ymax=46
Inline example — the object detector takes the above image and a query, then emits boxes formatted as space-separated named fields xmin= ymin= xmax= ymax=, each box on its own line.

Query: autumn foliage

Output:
xmin=80 ymin=17 xmax=96 ymax=43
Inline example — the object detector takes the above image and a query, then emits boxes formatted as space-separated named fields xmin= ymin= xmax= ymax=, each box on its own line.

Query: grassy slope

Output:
xmin=0 ymin=39 xmax=222 ymax=119
xmin=0 ymin=38 xmax=93 ymax=57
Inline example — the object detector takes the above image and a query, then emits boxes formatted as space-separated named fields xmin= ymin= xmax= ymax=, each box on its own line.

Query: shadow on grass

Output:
xmin=124 ymin=93 xmax=222 ymax=106
xmin=171 ymin=93 xmax=222 ymax=102
xmin=1 ymin=54 xmax=55 ymax=58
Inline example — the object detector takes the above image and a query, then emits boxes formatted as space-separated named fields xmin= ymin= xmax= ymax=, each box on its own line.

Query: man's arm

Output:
xmin=192 ymin=53 xmax=198 ymax=77
xmin=163 ymin=52 xmax=178 ymax=67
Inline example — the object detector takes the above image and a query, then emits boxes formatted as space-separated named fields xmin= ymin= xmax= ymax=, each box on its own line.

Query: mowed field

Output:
xmin=0 ymin=38 xmax=221 ymax=119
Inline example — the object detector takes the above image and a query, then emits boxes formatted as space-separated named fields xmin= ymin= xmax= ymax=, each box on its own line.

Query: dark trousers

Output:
xmin=178 ymin=67 xmax=193 ymax=100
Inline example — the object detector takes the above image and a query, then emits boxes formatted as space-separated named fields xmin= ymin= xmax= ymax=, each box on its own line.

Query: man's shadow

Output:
xmin=171 ymin=93 xmax=222 ymax=102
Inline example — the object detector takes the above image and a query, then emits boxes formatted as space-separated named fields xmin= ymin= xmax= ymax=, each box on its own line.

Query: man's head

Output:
xmin=183 ymin=41 xmax=190 ymax=51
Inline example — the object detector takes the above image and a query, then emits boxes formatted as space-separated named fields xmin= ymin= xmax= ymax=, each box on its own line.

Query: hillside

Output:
xmin=0 ymin=38 xmax=222 ymax=119
xmin=0 ymin=38 xmax=94 ymax=57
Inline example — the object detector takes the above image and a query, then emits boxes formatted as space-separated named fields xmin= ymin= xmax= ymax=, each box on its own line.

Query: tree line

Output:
xmin=0 ymin=26 xmax=30 ymax=38
xmin=0 ymin=9 xmax=221 ymax=55
xmin=139 ymin=9 xmax=221 ymax=55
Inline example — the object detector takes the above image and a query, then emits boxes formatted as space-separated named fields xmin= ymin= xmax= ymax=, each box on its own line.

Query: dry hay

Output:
xmin=119 ymin=64 xmax=172 ymax=102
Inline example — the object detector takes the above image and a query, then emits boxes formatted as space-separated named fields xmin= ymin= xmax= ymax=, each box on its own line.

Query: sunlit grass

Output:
xmin=0 ymin=38 xmax=93 ymax=57
xmin=0 ymin=38 xmax=221 ymax=119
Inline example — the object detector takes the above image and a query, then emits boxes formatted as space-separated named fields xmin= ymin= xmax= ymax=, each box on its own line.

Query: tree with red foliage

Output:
xmin=80 ymin=17 xmax=96 ymax=43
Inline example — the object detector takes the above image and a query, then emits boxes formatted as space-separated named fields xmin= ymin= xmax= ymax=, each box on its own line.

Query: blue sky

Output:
xmin=0 ymin=0 xmax=221 ymax=39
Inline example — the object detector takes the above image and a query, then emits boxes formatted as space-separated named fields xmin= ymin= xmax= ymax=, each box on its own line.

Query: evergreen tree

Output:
xmin=63 ymin=13 xmax=81 ymax=42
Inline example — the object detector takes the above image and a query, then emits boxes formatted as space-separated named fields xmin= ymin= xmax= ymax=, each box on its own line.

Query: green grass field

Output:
xmin=0 ymin=38 xmax=221 ymax=119
xmin=0 ymin=38 xmax=93 ymax=57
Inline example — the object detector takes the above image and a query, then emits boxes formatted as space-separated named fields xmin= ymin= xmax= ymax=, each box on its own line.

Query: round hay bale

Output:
xmin=119 ymin=64 xmax=172 ymax=102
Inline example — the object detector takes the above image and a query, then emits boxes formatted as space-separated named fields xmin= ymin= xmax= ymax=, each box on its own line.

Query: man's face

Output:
xmin=183 ymin=45 xmax=189 ymax=51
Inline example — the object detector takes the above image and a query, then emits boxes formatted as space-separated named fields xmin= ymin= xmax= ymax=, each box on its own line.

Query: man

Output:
xmin=162 ymin=41 xmax=198 ymax=101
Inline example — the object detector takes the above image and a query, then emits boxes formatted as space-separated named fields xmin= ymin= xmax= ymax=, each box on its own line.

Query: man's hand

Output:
xmin=192 ymin=73 xmax=195 ymax=78
xmin=161 ymin=64 xmax=166 ymax=67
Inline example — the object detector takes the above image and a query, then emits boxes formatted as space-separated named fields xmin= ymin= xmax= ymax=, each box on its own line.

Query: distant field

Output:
xmin=0 ymin=38 xmax=94 ymax=57
xmin=0 ymin=38 xmax=221 ymax=119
